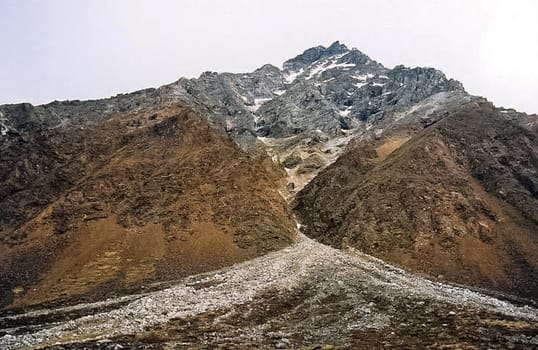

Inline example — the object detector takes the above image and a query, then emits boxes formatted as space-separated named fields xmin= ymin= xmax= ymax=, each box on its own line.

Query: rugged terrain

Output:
xmin=295 ymin=96 xmax=538 ymax=301
xmin=0 ymin=103 xmax=295 ymax=309
xmin=1 ymin=41 xmax=537 ymax=348
xmin=1 ymin=234 xmax=537 ymax=349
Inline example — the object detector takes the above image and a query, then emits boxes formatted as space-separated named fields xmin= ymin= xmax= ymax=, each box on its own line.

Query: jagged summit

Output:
xmin=282 ymin=40 xmax=373 ymax=71
xmin=254 ymin=63 xmax=281 ymax=73
xmin=156 ymin=41 xmax=464 ymax=146
xmin=283 ymin=41 xmax=346 ymax=70
xmin=327 ymin=40 xmax=349 ymax=52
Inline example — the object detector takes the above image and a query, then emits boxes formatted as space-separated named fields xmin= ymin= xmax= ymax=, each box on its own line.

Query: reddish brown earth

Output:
xmin=0 ymin=104 xmax=295 ymax=309
xmin=295 ymin=99 xmax=538 ymax=300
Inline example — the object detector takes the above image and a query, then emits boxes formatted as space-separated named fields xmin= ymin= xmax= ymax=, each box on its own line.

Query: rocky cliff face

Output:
xmin=156 ymin=41 xmax=465 ymax=197
xmin=161 ymin=41 xmax=463 ymax=143
xmin=0 ymin=41 xmax=464 ymax=149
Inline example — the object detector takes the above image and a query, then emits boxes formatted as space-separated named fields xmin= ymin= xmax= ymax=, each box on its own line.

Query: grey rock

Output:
xmin=0 ymin=41 xmax=467 ymax=156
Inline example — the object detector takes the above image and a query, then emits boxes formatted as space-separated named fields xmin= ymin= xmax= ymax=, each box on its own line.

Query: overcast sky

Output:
xmin=1 ymin=0 xmax=537 ymax=113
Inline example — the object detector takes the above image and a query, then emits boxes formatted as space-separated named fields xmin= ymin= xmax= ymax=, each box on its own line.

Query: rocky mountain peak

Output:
xmin=283 ymin=40 xmax=350 ymax=71
xmin=255 ymin=63 xmax=281 ymax=74
xmin=0 ymin=42 xmax=466 ymax=153
xmin=326 ymin=40 xmax=349 ymax=53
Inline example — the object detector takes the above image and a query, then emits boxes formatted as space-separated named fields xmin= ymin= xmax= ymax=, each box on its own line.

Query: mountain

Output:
xmin=162 ymin=41 xmax=465 ymax=196
xmin=1 ymin=41 xmax=537 ymax=349
xmin=295 ymin=96 xmax=538 ymax=300
xmin=0 ymin=103 xmax=295 ymax=308
xmin=0 ymin=41 xmax=464 ymax=199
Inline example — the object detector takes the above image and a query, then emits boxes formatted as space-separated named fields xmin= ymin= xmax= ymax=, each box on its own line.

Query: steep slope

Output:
xmin=295 ymin=97 xmax=538 ymax=300
xmin=161 ymin=41 xmax=465 ymax=196
xmin=164 ymin=41 xmax=461 ymax=142
xmin=2 ymin=40 xmax=537 ymax=307
xmin=0 ymin=103 xmax=295 ymax=309
xmin=0 ymin=42 xmax=466 ymax=200
xmin=257 ymin=42 xmax=462 ymax=138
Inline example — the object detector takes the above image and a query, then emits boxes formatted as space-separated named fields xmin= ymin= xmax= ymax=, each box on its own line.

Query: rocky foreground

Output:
xmin=1 ymin=233 xmax=537 ymax=349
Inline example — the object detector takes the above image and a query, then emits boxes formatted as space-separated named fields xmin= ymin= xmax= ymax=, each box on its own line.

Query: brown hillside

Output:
xmin=0 ymin=104 xmax=295 ymax=309
xmin=295 ymin=99 xmax=538 ymax=300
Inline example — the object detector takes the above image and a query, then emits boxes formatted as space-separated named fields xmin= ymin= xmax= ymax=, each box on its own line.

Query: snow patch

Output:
xmin=247 ymin=98 xmax=272 ymax=112
xmin=50 ymin=110 xmax=68 ymax=129
xmin=314 ymin=77 xmax=336 ymax=87
xmin=353 ymin=73 xmax=374 ymax=81
xmin=256 ymin=136 xmax=272 ymax=145
xmin=324 ymin=61 xmax=355 ymax=71
xmin=273 ymin=89 xmax=286 ymax=96
xmin=307 ymin=61 xmax=355 ymax=80
xmin=338 ymin=106 xmax=352 ymax=117
xmin=352 ymin=73 xmax=374 ymax=89
xmin=284 ymin=68 xmax=304 ymax=83
xmin=392 ymin=92 xmax=454 ymax=122
xmin=330 ymin=52 xmax=347 ymax=60
xmin=0 ymin=112 xmax=10 ymax=136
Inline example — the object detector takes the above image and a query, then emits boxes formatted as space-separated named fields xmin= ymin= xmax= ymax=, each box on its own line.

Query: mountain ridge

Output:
xmin=1 ymin=40 xmax=538 ymax=349
xmin=1 ymin=39 xmax=537 ymax=308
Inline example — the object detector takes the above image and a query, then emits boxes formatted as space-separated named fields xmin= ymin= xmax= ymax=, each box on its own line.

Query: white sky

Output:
xmin=1 ymin=0 xmax=537 ymax=113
